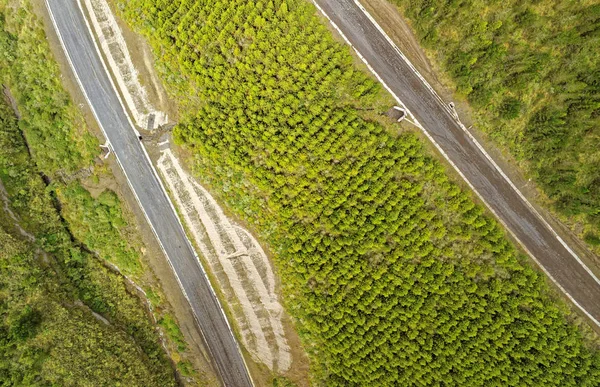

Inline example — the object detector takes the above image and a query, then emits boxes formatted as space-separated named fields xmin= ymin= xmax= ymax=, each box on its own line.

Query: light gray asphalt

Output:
xmin=45 ymin=0 xmax=253 ymax=386
xmin=314 ymin=0 xmax=600 ymax=325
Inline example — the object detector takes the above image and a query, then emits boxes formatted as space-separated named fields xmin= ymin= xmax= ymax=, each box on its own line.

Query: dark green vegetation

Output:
xmin=391 ymin=0 xmax=600 ymax=250
xmin=56 ymin=182 xmax=142 ymax=275
xmin=0 ymin=99 xmax=174 ymax=386
xmin=0 ymin=2 xmax=176 ymax=385
xmin=122 ymin=0 xmax=600 ymax=385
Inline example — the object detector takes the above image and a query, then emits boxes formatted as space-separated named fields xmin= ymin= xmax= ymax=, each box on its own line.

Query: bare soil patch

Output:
xmin=169 ymin=143 xmax=312 ymax=387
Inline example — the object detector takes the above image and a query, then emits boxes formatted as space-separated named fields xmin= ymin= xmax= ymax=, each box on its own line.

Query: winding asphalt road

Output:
xmin=313 ymin=0 xmax=600 ymax=326
xmin=45 ymin=0 xmax=253 ymax=386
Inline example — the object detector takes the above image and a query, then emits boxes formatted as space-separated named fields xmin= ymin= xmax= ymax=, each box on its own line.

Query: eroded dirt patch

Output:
xmin=158 ymin=148 xmax=292 ymax=372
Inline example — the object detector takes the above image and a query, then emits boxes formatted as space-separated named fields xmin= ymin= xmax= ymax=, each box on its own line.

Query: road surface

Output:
xmin=45 ymin=0 xmax=253 ymax=385
xmin=314 ymin=0 xmax=600 ymax=326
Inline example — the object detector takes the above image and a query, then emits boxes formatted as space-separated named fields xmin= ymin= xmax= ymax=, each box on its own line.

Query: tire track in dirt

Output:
xmin=158 ymin=149 xmax=291 ymax=372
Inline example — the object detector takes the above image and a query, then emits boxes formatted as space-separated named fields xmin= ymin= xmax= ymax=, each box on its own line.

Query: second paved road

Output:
xmin=45 ymin=0 xmax=253 ymax=386
xmin=315 ymin=0 xmax=600 ymax=325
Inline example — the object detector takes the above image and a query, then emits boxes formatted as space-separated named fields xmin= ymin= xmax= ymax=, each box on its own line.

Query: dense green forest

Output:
xmin=0 ymin=1 xmax=177 ymax=384
xmin=390 ymin=0 xmax=600 ymax=249
xmin=121 ymin=0 xmax=600 ymax=385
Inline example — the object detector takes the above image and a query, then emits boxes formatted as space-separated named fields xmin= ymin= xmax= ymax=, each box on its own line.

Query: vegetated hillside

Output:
xmin=389 ymin=0 xmax=600 ymax=249
xmin=121 ymin=0 xmax=600 ymax=385
xmin=0 ymin=99 xmax=175 ymax=385
xmin=0 ymin=2 xmax=177 ymax=385
xmin=0 ymin=212 xmax=163 ymax=385
xmin=0 ymin=8 xmax=97 ymax=176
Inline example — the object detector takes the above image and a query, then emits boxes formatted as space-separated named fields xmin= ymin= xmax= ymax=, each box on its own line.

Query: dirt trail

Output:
xmin=158 ymin=149 xmax=291 ymax=372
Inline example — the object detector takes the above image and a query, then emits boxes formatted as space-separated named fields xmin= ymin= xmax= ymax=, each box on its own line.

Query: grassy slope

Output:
xmin=0 ymin=98 xmax=176 ymax=385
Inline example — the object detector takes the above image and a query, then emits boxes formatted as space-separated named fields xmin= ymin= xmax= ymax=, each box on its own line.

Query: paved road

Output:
xmin=45 ymin=0 xmax=253 ymax=385
xmin=314 ymin=0 xmax=600 ymax=326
